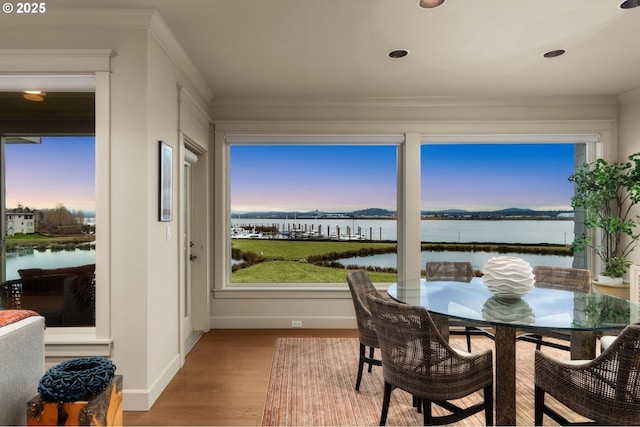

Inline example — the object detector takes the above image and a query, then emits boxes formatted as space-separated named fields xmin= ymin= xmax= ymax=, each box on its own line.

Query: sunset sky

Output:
xmin=231 ymin=143 xmax=576 ymax=212
xmin=4 ymin=139 xmax=576 ymax=215
xmin=4 ymin=136 xmax=95 ymax=213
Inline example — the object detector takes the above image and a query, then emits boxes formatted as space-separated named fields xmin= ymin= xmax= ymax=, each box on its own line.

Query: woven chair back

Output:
xmin=536 ymin=324 xmax=640 ymax=425
xmin=367 ymin=294 xmax=493 ymax=401
xmin=425 ymin=261 xmax=474 ymax=282
xmin=533 ymin=266 xmax=591 ymax=292
xmin=346 ymin=270 xmax=383 ymax=348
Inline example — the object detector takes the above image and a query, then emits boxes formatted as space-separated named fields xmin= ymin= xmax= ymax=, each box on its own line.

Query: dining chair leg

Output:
xmin=368 ymin=346 xmax=375 ymax=372
xmin=484 ymin=384 xmax=494 ymax=426
xmin=414 ymin=396 xmax=422 ymax=413
xmin=534 ymin=334 xmax=542 ymax=351
xmin=465 ymin=327 xmax=472 ymax=352
xmin=355 ymin=343 xmax=366 ymax=391
xmin=534 ymin=385 xmax=544 ymax=426
xmin=422 ymin=399 xmax=432 ymax=426
xmin=380 ymin=381 xmax=392 ymax=426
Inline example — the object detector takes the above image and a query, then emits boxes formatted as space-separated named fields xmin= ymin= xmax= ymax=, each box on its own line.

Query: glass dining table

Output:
xmin=387 ymin=277 xmax=640 ymax=426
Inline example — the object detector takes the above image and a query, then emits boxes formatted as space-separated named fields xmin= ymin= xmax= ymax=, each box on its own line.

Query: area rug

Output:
xmin=260 ymin=337 xmax=488 ymax=426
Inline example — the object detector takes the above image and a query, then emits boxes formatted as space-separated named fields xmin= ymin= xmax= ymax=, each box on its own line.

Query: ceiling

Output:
xmin=0 ymin=92 xmax=95 ymax=135
xmin=43 ymin=0 xmax=640 ymax=103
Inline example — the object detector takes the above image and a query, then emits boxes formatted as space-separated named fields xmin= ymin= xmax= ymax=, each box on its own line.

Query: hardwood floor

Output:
xmin=124 ymin=328 xmax=577 ymax=426
xmin=124 ymin=329 xmax=359 ymax=426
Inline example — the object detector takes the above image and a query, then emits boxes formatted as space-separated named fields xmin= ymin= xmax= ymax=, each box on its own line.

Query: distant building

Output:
xmin=5 ymin=211 xmax=36 ymax=236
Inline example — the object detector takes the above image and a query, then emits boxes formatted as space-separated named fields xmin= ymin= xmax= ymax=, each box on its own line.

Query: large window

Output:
xmin=2 ymin=135 xmax=96 ymax=326
xmin=420 ymin=143 xmax=578 ymax=274
xmin=0 ymin=86 xmax=97 ymax=328
xmin=229 ymin=144 xmax=398 ymax=284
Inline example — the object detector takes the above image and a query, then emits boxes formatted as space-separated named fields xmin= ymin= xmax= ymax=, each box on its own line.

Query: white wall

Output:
xmin=618 ymin=88 xmax=640 ymax=268
xmin=0 ymin=9 xmax=212 ymax=411
xmin=210 ymin=97 xmax=620 ymax=328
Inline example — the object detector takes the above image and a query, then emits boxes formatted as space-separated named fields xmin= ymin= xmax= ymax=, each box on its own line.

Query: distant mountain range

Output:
xmin=232 ymin=207 xmax=573 ymax=219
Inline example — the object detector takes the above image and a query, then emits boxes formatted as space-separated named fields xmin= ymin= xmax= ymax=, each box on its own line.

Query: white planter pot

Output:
xmin=597 ymin=274 xmax=624 ymax=285
xmin=592 ymin=276 xmax=630 ymax=300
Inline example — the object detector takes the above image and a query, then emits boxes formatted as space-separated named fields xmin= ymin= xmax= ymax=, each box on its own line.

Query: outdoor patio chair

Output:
xmin=367 ymin=294 xmax=494 ymax=426
xmin=0 ymin=274 xmax=95 ymax=327
xmin=517 ymin=266 xmax=592 ymax=351
xmin=425 ymin=261 xmax=494 ymax=352
xmin=346 ymin=269 xmax=383 ymax=391
xmin=534 ymin=324 xmax=640 ymax=425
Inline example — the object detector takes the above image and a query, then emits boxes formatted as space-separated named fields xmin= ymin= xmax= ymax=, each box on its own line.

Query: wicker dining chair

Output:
xmin=346 ymin=270 xmax=383 ymax=391
xmin=425 ymin=261 xmax=494 ymax=352
xmin=534 ymin=324 xmax=640 ymax=425
xmin=517 ymin=265 xmax=592 ymax=351
xmin=367 ymin=294 xmax=494 ymax=426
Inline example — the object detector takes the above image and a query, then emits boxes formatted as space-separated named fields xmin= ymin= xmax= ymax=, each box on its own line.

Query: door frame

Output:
xmin=178 ymin=133 xmax=210 ymax=365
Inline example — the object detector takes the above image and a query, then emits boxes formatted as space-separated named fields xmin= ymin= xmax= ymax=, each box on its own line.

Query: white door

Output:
xmin=183 ymin=159 xmax=194 ymax=347
xmin=181 ymin=147 xmax=204 ymax=361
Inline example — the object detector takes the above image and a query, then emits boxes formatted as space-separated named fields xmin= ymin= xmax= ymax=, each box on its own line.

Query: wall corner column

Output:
xmin=397 ymin=133 xmax=422 ymax=281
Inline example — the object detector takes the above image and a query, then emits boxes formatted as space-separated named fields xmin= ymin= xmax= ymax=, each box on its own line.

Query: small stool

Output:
xmin=27 ymin=375 xmax=122 ymax=426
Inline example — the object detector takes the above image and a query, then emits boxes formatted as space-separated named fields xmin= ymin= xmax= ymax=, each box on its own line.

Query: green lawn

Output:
xmin=6 ymin=233 xmax=95 ymax=249
xmin=232 ymin=239 xmax=395 ymax=261
xmin=230 ymin=238 xmax=570 ymax=284
xmin=231 ymin=260 xmax=397 ymax=283
xmin=231 ymin=239 xmax=397 ymax=283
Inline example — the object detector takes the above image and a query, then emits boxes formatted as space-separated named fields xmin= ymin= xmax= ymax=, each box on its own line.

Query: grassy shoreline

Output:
xmin=231 ymin=239 xmax=571 ymax=283
xmin=6 ymin=233 xmax=95 ymax=251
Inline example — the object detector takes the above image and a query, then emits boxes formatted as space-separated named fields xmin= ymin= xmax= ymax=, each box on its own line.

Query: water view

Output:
xmin=231 ymin=218 xmax=576 ymax=275
xmin=231 ymin=218 xmax=574 ymax=245
xmin=5 ymin=248 xmax=95 ymax=281
xmin=337 ymin=250 xmax=571 ymax=271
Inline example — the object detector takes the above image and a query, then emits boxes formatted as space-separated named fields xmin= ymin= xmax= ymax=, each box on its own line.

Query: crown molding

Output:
xmin=0 ymin=49 xmax=112 ymax=74
xmin=619 ymin=87 xmax=640 ymax=105
xmin=148 ymin=11 xmax=213 ymax=105
xmin=0 ymin=8 xmax=213 ymax=104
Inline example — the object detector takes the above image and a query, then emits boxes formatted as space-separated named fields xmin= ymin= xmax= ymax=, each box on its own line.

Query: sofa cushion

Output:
xmin=0 ymin=309 xmax=40 ymax=327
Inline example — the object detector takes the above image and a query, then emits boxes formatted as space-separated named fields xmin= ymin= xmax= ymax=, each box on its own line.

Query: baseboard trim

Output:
xmin=210 ymin=316 xmax=356 ymax=329
xmin=123 ymin=353 xmax=181 ymax=411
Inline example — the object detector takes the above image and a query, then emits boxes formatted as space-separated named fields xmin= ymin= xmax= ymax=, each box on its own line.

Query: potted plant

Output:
xmin=569 ymin=153 xmax=640 ymax=289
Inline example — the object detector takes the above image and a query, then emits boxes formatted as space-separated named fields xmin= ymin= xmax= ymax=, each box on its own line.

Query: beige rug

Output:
xmin=261 ymin=337 xmax=491 ymax=426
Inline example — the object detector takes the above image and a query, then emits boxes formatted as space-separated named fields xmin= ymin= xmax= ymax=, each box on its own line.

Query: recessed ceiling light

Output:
xmin=619 ymin=0 xmax=640 ymax=9
xmin=543 ymin=49 xmax=566 ymax=58
xmin=418 ymin=0 xmax=445 ymax=8
xmin=389 ymin=49 xmax=409 ymax=59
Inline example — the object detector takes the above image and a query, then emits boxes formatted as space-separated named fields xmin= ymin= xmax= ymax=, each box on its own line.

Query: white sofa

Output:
xmin=0 ymin=315 xmax=45 ymax=425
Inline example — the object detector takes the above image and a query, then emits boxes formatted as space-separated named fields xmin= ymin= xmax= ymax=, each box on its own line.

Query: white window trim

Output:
xmin=0 ymin=49 xmax=113 ymax=356
xmin=221 ymin=134 xmax=404 ymax=289
xmin=217 ymin=129 xmax=605 ymax=292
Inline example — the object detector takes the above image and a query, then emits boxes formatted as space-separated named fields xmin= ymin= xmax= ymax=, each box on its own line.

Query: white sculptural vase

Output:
xmin=482 ymin=296 xmax=535 ymax=324
xmin=482 ymin=256 xmax=535 ymax=299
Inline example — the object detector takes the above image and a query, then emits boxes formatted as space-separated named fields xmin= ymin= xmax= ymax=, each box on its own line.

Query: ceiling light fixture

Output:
xmin=619 ymin=0 xmax=640 ymax=9
xmin=543 ymin=49 xmax=566 ymax=58
xmin=418 ymin=0 xmax=445 ymax=8
xmin=389 ymin=49 xmax=409 ymax=59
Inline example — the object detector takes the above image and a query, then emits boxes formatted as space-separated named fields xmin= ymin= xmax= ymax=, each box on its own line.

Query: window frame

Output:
xmin=216 ymin=131 xmax=601 ymax=292
xmin=0 ymin=50 xmax=112 ymax=354
xmin=223 ymin=134 xmax=405 ymax=288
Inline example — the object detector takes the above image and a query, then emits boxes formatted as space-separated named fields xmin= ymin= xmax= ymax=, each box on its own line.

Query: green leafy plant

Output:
xmin=569 ymin=153 xmax=640 ymax=278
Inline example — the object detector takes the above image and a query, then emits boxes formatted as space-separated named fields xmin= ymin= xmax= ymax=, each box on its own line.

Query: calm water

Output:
xmin=5 ymin=219 xmax=575 ymax=279
xmin=4 ymin=248 xmax=95 ymax=280
xmin=231 ymin=218 xmax=574 ymax=245
xmin=338 ymin=250 xmax=572 ymax=271
xmin=232 ymin=218 xmax=575 ymax=270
